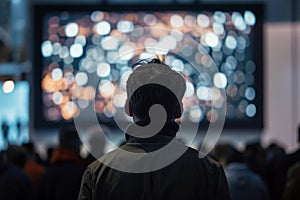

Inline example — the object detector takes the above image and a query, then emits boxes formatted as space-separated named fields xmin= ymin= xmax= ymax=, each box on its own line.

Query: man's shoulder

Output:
xmin=86 ymin=149 xmax=118 ymax=173
xmin=185 ymin=147 xmax=222 ymax=168
xmin=86 ymin=146 xmax=222 ymax=175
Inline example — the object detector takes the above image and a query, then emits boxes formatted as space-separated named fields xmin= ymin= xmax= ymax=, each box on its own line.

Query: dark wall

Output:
xmin=32 ymin=0 xmax=299 ymax=23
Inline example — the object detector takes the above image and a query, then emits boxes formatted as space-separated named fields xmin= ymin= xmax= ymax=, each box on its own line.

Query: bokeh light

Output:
xmin=65 ymin=23 xmax=79 ymax=37
xmin=3 ymin=80 xmax=15 ymax=94
xmin=95 ymin=21 xmax=111 ymax=35
xmin=40 ymin=9 xmax=259 ymax=123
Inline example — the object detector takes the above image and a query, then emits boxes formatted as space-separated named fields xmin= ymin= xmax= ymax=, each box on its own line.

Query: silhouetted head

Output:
xmin=244 ymin=142 xmax=266 ymax=174
xmin=125 ymin=58 xmax=186 ymax=122
xmin=59 ymin=126 xmax=81 ymax=151
xmin=5 ymin=145 xmax=27 ymax=168
xmin=210 ymin=143 xmax=243 ymax=167
xmin=22 ymin=141 xmax=35 ymax=156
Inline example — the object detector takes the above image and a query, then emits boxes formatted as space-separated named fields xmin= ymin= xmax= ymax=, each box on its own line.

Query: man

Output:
xmin=78 ymin=58 xmax=231 ymax=200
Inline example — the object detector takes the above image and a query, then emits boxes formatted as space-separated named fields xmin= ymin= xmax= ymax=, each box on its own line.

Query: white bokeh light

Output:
xmin=232 ymin=12 xmax=246 ymax=31
xmin=97 ymin=62 xmax=111 ymax=77
xmin=171 ymin=59 xmax=184 ymax=72
xmin=143 ymin=14 xmax=157 ymax=26
xmin=2 ymin=80 xmax=15 ymax=93
xmin=119 ymin=45 xmax=134 ymax=60
xmin=95 ymin=21 xmax=111 ymax=35
xmin=75 ymin=72 xmax=88 ymax=86
xmin=99 ymin=80 xmax=115 ymax=97
xmin=244 ymin=11 xmax=256 ymax=26
xmin=59 ymin=46 xmax=69 ymax=59
xmin=41 ymin=41 xmax=53 ymax=57
xmin=52 ymin=91 xmax=63 ymax=105
xmin=196 ymin=86 xmax=211 ymax=101
xmin=101 ymin=36 xmax=119 ymax=50
xmin=205 ymin=32 xmax=219 ymax=48
xmin=213 ymin=23 xmax=224 ymax=35
xmin=246 ymin=104 xmax=256 ymax=117
xmin=113 ymin=93 xmax=127 ymax=108
xmin=189 ymin=105 xmax=203 ymax=122
xmin=52 ymin=42 xmax=62 ymax=55
xmin=161 ymin=35 xmax=177 ymax=50
xmin=170 ymin=15 xmax=184 ymax=27
xmin=70 ymin=43 xmax=83 ymax=58
xmin=245 ymin=87 xmax=256 ymax=101
xmin=74 ymin=35 xmax=86 ymax=46
xmin=184 ymin=81 xmax=195 ymax=98
xmin=117 ymin=20 xmax=134 ymax=33
xmin=197 ymin=14 xmax=210 ymax=28
xmin=225 ymin=35 xmax=237 ymax=50
xmin=213 ymin=72 xmax=227 ymax=89
xmin=65 ymin=23 xmax=79 ymax=37
xmin=51 ymin=68 xmax=63 ymax=81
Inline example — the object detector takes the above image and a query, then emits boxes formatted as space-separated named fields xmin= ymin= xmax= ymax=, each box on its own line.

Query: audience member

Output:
xmin=78 ymin=58 xmax=231 ymax=200
xmin=37 ymin=127 xmax=86 ymax=200
xmin=5 ymin=145 xmax=27 ymax=169
xmin=264 ymin=143 xmax=285 ymax=200
xmin=244 ymin=142 xmax=267 ymax=178
xmin=282 ymin=161 xmax=300 ymax=200
xmin=274 ymin=126 xmax=300 ymax=200
xmin=23 ymin=142 xmax=46 ymax=189
xmin=46 ymin=146 xmax=54 ymax=165
xmin=0 ymin=148 xmax=33 ymax=200
xmin=214 ymin=144 xmax=269 ymax=200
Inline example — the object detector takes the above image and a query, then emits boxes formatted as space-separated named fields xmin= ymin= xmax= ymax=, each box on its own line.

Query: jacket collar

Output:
xmin=125 ymin=120 xmax=179 ymax=144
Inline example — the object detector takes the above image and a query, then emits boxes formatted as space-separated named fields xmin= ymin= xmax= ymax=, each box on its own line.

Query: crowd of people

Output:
xmin=0 ymin=129 xmax=299 ymax=200
xmin=0 ymin=128 xmax=91 ymax=200
xmin=1 ymin=59 xmax=300 ymax=200
xmin=209 ymin=135 xmax=300 ymax=200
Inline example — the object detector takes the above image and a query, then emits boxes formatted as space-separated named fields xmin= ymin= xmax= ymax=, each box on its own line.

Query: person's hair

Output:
xmin=126 ymin=58 xmax=186 ymax=120
xmin=244 ymin=143 xmax=266 ymax=173
xmin=59 ymin=126 xmax=81 ymax=150
xmin=22 ymin=141 xmax=35 ymax=156
xmin=5 ymin=145 xmax=27 ymax=168
xmin=210 ymin=144 xmax=243 ymax=166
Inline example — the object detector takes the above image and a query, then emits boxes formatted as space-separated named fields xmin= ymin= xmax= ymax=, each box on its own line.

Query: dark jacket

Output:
xmin=78 ymin=133 xmax=231 ymax=200
xmin=273 ymin=149 xmax=300 ymax=200
xmin=37 ymin=147 xmax=86 ymax=200
xmin=225 ymin=163 xmax=269 ymax=200
xmin=282 ymin=161 xmax=300 ymax=200
xmin=0 ymin=159 xmax=33 ymax=200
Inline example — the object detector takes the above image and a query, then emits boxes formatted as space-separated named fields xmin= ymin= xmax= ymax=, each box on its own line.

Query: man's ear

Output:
xmin=125 ymin=99 xmax=133 ymax=116
xmin=175 ymin=102 xmax=183 ymax=118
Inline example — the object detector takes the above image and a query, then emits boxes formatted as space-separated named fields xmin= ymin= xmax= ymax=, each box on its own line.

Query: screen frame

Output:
xmin=33 ymin=3 xmax=264 ymax=130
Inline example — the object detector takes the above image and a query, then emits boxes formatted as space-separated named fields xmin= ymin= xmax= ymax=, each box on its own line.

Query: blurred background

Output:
xmin=0 ymin=0 xmax=299 ymax=156
xmin=1 ymin=1 xmax=300 ymax=200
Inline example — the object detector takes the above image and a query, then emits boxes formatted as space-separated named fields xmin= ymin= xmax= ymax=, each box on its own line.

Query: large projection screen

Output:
xmin=34 ymin=4 xmax=263 ymax=129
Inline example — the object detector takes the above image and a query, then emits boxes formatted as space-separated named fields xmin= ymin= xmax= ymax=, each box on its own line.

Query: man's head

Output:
xmin=126 ymin=58 xmax=186 ymax=122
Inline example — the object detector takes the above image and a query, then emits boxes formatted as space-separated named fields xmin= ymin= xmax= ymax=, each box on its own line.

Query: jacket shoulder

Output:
xmin=186 ymin=147 xmax=222 ymax=171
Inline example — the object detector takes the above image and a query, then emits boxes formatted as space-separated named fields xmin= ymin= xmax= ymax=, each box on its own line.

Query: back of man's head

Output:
xmin=126 ymin=58 xmax=186 ymax=121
